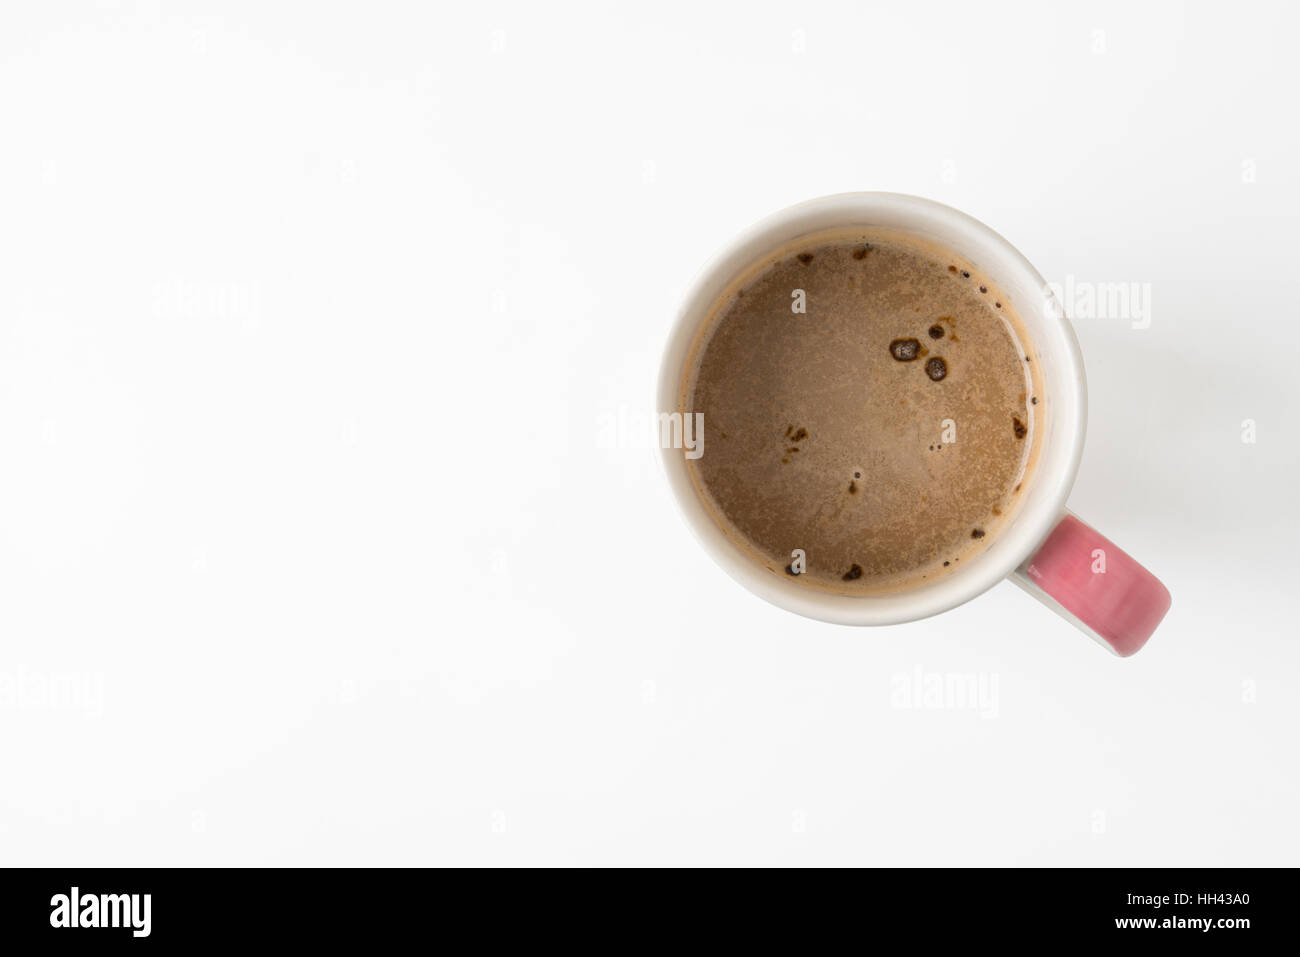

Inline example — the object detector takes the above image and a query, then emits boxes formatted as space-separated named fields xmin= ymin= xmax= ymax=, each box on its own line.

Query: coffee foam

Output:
xmin=679 ymin=228 xmax=1044 ymax=596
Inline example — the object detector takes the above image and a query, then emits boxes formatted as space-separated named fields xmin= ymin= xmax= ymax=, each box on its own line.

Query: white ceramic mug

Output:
xmin=658 ymin=193 xmax=1171 ymax=656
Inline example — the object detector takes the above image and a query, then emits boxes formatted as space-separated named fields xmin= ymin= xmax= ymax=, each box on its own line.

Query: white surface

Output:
xmin=0 ymin=1 xmax=1296 ymax=867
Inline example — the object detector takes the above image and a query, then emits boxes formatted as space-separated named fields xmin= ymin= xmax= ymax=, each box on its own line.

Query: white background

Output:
xmin=1 ymin=1 xmax=1296 ymax=866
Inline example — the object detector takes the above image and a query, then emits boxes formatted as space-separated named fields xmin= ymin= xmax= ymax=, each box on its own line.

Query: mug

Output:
xmin=657 ymin=193 xmax=1171 ymax=656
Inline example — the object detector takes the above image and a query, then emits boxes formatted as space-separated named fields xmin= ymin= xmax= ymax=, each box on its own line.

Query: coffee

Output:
xmin=681 ymin=230 xmax=1039 ymax=594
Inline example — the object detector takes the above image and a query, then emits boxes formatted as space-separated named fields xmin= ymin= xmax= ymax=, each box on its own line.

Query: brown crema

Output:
xmin=682 ymin=231 xmax=1037 ymax=594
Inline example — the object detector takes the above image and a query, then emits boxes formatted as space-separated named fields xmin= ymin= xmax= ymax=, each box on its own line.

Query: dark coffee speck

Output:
xmin=890 ymin=338 xmax=922 ymax=362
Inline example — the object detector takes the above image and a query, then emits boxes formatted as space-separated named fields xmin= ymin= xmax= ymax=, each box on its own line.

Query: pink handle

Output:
xmin=1013 ymin=513 xmax=1171 ymax=657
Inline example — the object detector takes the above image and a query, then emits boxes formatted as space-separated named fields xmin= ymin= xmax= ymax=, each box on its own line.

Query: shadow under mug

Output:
xmin=657 ymin=193 xmax=1171 ymax=656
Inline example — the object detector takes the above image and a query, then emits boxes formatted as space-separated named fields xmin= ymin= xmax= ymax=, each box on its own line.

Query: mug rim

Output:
xmin=657 ymin=192 xmax=1087 ymax=625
